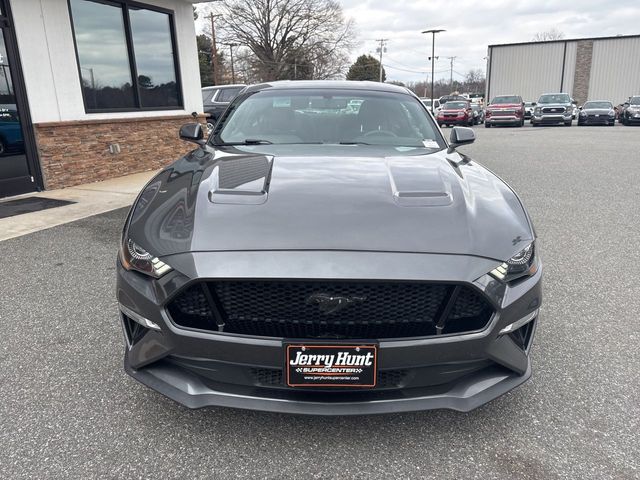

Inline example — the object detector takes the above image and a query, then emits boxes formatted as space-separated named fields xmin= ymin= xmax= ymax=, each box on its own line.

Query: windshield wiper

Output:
xmin=217 ymin=139 xmax=273 ymax=145
xmin=338 ymin=141 xmax=371 ymax=145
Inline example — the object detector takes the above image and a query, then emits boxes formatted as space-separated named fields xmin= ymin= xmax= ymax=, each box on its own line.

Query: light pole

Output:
xmin=421 ymin=29 xmax=445 ymax=110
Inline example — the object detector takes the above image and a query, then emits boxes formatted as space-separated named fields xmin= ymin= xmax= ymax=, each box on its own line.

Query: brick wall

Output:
xmin=33 ymin=114 xmax=207 ymax=190
xmin=572 ymin=40 xmax=594 ymax=105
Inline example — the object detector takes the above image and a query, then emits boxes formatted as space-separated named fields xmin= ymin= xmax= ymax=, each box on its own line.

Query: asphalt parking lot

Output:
xmin=1 ymin=123 xmax=639 ymax=479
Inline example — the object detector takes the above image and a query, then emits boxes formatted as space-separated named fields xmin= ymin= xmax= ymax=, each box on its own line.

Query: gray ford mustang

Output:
xmin=117 ymin=81 xmax=542 ymax=415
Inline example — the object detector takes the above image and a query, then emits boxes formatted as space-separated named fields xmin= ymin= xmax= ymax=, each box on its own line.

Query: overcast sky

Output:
xmin=197 ymin=0 xmax=640 ymax=84
xmin=342 ymin=0 xmax=640 ymax=83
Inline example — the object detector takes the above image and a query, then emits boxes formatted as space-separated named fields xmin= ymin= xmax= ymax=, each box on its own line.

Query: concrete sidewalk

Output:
xmin=0 ymin=170 xmax=158 ymax=242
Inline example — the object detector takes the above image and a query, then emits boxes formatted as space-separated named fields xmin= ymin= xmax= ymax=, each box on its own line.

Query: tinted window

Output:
xmin=129 ymin=8 xmax=179 ymax=107
xmin=202 ymin=89 xmax=216 ymax=103
xmin=218 ymin=87 xmax=243 ymax=103
xmin=69 ymin=0 xmax=181 ymax=111
xmin=491 ymin=96 xmax=520 ymax=104
xmin=444 ymin=102 xmax=468 ymax=109
xmin=215 ymin=89 xmax=443 ymax=149
xmin=538 ymin=94 xmax=571 ymax=104
xmin=70 ymin=0 xmax=135 ymax=109
xmin=583 ymin=101 xmax=612 ymax=109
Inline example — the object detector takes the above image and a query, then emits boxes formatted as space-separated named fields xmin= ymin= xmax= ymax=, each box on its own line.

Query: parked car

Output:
xmin=116 ymin=80 xmax=542 ymax=415
xmin=0 ymin=108 xmax=25 ymax=156
xmin=621 ymin=95 xmax=640 ymax=125
xmin=531 ymin=93 xmax=573 ymax=126
xmin=436 ymin=101 xmax=474 ymax=127
xmin=420 ymin=98 xmax=440 ymax=113
xmin=471 ymin=104 xmax=485 ymax=124
xmin=524 ymin=102 xmax=536 ymax=119
xmin=577 ymin=100 xmax=616 ymax=126
xmin=202 ymin=84 xmax=246 ymax=130
xmin=484 ymin=95 xmax=525 ymax=128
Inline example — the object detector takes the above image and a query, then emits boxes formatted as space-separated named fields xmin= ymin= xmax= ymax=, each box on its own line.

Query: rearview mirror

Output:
xmin=448 ymin=126 xmax=475 ymax=153
xmin=179 ymin=123 xmax=205 ymax=145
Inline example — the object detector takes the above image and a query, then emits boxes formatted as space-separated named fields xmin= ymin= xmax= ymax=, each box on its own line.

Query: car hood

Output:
xmin=488 ymin=103 xmax=521 ymax=109
xmin=538 ymin=103 xmax=570 ymax=108
xmin=127 ymin=145 xmax=533 ymax=261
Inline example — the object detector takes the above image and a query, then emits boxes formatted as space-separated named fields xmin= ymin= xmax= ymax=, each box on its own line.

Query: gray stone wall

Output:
xmin=572 ymin=40 xmax=594 ymax=104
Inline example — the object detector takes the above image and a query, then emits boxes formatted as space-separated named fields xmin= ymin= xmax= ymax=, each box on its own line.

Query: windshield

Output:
xmin=538 ymin=94 xmax=571 ymax=104
xmin=213 ymin=89 xmax=443 ymax=148
xmin=491 ymin=96 xmax=520 ymax=104
xmin=630 ymin=97 xmax=640 ymax=105
xmin=444 ymin=102 xmax=468 ymax=109
xmin=583 ymin=101 xmax=612 ymax=109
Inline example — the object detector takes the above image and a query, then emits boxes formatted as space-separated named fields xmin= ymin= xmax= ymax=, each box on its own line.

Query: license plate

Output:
xmin=286 ymin=344 xmax=377 ymax=387
xmin=595 ymin=114 xmax=600 ymax=117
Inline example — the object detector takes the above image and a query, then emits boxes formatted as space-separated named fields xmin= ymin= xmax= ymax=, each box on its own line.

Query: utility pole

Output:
xmin=375 ymin=38 xmax=388 ymax=82
xmin=422 ymin=29 xmax=445 ymax=110
xmin=226 ymin=43 xmax=238 ymax=83
xmin=207 ymin=13 xmax=222 ymax=85
xmin=448 ymin=56 xmax=457 ymax=90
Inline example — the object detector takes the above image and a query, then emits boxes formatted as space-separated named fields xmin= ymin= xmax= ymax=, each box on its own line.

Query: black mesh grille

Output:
xmin=167 ymin=280 xmax=494 ymax=339
xmin=250 ymin=367 xmax=409 ymax=389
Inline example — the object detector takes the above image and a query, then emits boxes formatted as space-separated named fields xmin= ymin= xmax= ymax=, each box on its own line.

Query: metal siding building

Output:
xmin=486 ymin=34 xmax=640 ymax=105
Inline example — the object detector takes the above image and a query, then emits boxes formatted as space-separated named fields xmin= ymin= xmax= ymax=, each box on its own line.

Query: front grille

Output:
xmin=166 ymin=280 xmax=494 ymax=340
xmin=251 ymin=367 xmax=409 ymax=389
xmin=492 ymin=109 xmax=515 ymax=116
xmin=542 ymin=107 xmax=565 ymax=114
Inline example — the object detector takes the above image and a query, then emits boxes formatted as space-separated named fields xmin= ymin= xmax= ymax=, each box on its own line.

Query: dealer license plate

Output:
xmin=285 ymin=344 xmax=377 ymax=387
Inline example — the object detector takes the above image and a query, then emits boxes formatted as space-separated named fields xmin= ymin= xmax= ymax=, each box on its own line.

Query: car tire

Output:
xmin=484 ymin=122 xmax=491 ymax=128
xmin=564 ymin=120 xmax=572 ymax=126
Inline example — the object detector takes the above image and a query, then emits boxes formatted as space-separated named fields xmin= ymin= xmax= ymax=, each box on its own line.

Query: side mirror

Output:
xmin=532 ymin=102 xmax=537 ymax=106
xmin=179 ymin=123 xmax=205 ymax=145
xmin=448 ymin=126 xmax=475 ymax=153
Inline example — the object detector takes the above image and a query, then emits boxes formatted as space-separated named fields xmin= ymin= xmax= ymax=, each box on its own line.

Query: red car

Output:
xmin=436 ymin=101 xmax=474 ymax=127
xmin=485 ymin=95 xmax=525 ymax=127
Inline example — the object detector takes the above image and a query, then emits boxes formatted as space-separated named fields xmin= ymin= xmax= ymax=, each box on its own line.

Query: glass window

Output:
xmin=215 ymin=89 xmax=443 ymax=150
xmin=217 ymin=87 xmax=243 ymax=103
xmin=69 ymin=0 xmax=135 ymax=109
xmin=129 ymin=7 xmax=179 ymax=108
xmin=69 ymin=0 xmax=182 ymax=112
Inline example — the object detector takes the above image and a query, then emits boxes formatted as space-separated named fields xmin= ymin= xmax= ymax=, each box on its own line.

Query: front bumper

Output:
xmin=486 ymin=115 xmax=521 ymax=125
xmin=579 ymin=115 xmax=615 ymax=125
xmin=117 ymin=250 xmax=542 ymax=415
xmin=532 ymin=113 xmax=572 ymax=124
xmin=438 ymin=117 xmax=470 ymax=125
xmin=624 ymin=112 xmax=640 ymax=124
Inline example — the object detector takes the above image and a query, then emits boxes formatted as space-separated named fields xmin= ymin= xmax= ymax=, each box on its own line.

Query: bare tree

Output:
xmin=215 ymin=0 xmax=356 ymax=81
xmin=532 ymin=29 xmax=565 ymax=42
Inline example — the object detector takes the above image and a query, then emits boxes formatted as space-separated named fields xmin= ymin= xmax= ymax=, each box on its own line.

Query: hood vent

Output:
xmin=209 ymin=155 xmax=274 ymax=205
xmin=386 ymin=157 xmax=453 ymax=207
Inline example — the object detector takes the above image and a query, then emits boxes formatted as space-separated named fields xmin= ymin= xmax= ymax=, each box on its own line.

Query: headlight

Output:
xmin=608 ymin=110 xmax=615 ymax=117
xmin=534 ymin=107 xmax=541 ymax=114
xmin=119 ymin=238 xmax=172 ymax=278
xmin=490 ymin=242 xmax=537 ymax=283
xmin=565 ymin=106 xmax=573 ymax=113
xmin=579 ymin=110 xmax=587 ymax=116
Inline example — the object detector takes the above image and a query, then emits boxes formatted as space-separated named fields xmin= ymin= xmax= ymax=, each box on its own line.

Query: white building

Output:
xmin=486 ymin=34 xmax=640 ymax=106
xmin=0 ymin=0 xmax=203 ymax=198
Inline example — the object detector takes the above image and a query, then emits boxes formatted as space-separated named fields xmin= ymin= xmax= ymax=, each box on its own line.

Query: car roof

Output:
xmin=243 ymin=80 xmax=413 ymax=95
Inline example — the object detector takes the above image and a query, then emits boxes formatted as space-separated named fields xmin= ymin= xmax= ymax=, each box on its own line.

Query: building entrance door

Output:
xmin=0 ymin=1 xmax=42 ymax=198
